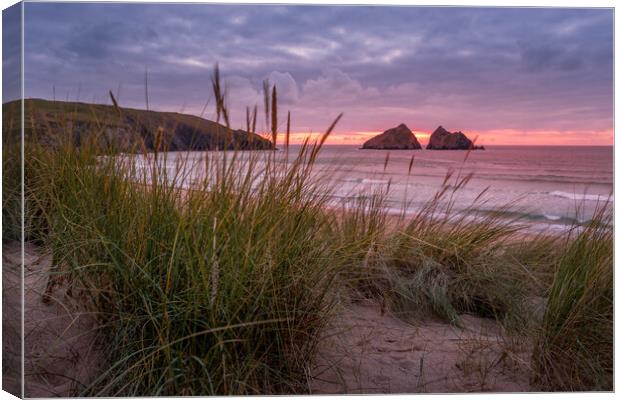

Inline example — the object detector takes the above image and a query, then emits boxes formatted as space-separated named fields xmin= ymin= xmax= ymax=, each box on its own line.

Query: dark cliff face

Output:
xmin=426 ymin=126 xmax=484 ymax=150
xmin=3 ymin=99 xmax=274 ymax=152
xmin=361 ymin=123 xmax=422 ymax=150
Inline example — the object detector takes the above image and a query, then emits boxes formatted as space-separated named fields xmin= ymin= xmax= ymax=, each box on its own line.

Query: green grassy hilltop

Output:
xmin=3 ymin=98 xmax=274 ymax=152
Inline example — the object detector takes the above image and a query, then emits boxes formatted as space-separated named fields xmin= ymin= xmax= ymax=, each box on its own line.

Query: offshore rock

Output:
xmin=362 ymin=123 xmax=422 ymax=150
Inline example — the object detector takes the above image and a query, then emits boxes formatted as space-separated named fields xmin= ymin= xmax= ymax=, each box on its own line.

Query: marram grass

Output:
xmin=7 ymin=66 xmax=613 ymax=394
xmin=20 ymin=72 xmax=353 ymax=395
xmin=532 ymin=203 xmax=613 ymax=391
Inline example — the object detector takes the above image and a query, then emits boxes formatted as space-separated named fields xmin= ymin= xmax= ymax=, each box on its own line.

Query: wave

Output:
xmin=542 ymin=214 xmax=561 ymax=221
xmin=350 ymin=170 xmax=612 ymax=186
xmin=470 ymin=207 xmax=590 ymax=225
xmin=341 ymin=177 xmax=391 ymax=185
xmin=549 ymin=191 xmax=613 ymax=202
xmin=379 ymin=206 xmax=583 ymax=233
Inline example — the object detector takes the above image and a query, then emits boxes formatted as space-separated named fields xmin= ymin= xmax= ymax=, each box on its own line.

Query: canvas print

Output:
xmin=2 ymin=2 xmax=613 ymax=397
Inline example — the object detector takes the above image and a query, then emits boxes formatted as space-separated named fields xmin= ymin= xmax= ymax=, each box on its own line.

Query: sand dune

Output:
xmin=311 ymin=300 xmax=532 ymax=393
xmin=3 ymin=242 xmax=103 ymax=397
xmin=6 ymin=241 xmax=532 ymax=396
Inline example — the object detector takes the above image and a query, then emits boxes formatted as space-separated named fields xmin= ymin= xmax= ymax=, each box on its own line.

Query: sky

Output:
xmin=15 ymin=3 xmax=614 ymax=145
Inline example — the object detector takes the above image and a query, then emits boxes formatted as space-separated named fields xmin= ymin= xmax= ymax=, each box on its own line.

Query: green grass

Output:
xmin=18 ymin=71 xmax=354 ymax=395
xmin=532 ymin=204 xmax=613 ymax=391
xmin=2 ymin=100 xmax=22 ymax=241
xmin=339 ymin=169 xmax=549 ymax=332
xmin=7 ymin=66 xmax=613 ymax=394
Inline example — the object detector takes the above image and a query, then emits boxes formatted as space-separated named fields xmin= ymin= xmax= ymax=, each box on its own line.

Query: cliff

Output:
xmin=3 ymin=99 xmax=274 ymax=151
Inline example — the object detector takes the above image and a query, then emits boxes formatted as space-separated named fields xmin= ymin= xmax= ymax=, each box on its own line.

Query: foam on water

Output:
xmin=342 ymin=178 xmax=391 ymax=185
xmin=543 ymin=214 xmax=561 ymax=221
xmin=549 ymin=191 xmax=613 ymax=202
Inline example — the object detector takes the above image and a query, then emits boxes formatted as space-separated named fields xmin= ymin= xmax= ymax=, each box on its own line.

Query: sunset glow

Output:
xmin=275 ymin=129 xmax=612 ymax=146
xmin=12 ymin=4 xmax=613 ymax=146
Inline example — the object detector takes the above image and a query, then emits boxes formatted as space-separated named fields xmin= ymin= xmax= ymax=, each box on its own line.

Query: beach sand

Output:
xmin=310 ymin=300 xmax=532 ymax=393
xmin=6 ymin=240 xmax=531 ymax=396
xmin=3 ymin=241 xmax=103 ymax=397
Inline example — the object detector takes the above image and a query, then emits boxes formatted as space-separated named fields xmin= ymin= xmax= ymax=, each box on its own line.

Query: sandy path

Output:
xmin=3 ymin=241 xmax=104 ymax=397
xmin=310 ymin=300 xmax=532 ymax=394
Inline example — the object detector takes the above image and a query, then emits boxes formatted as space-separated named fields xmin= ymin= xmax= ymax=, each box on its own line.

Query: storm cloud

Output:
xmin=21 ymin=4 xmax=613 ymax=144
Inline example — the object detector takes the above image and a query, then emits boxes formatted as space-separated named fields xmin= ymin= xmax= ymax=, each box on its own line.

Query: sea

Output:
xmin=311 ymin=145 xmax=613 ymax=232
xmin=134 ymin=145 xmax=613 ymax=233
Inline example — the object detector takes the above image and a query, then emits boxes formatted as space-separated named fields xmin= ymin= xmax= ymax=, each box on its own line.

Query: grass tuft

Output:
xmin=19 ymin=68 xmax=357 ymax=395
xmin=531 ymin=203 xmax=613 ymax=391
